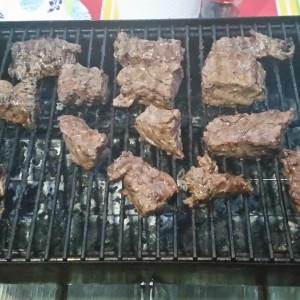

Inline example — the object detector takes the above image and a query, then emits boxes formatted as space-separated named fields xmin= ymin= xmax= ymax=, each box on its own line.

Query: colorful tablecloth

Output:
xmin=0 ymin=0 xmax=300 ymax=21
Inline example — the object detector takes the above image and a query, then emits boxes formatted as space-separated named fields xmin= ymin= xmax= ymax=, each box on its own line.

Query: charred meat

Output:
xmin=204 ymin=109 xmax=293 ymax=157
xmin=184 ymin=154 xmax=252 ymax=208
xmin=57 ymin=63 xmax=109 ymax=107
xmin=0 ymin=80 xmax=39 ymax=130
xmin=107 ymin=151 xmax=179 ymax=217
xmin=58 ymin=115 xmax=109 ymax=170
xmin=135 ymin=105 xmax=184 ymax=159
xmin=202 ymin=30 xmax=295 ymax=107
xmin=113 ymin=32 xmax=184 ymax=109
xmin=9 ymin=38 xmax=81 ymax=81
xmin=282 ymin=150 xmax=300 ymax=214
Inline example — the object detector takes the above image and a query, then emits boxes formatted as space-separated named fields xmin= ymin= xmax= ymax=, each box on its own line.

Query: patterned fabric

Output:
xmin=1 ymin=0 xmax=300 ymax=20
xmin=0 ymin=0 xmax=91 ymax=20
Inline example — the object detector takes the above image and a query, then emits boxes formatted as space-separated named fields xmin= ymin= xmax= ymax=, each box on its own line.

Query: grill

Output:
xmin=1 ymin=17 xmax=300 ymax=286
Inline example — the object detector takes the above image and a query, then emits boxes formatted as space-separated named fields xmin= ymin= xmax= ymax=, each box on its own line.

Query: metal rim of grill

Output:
xmin=0 ymin=17 xmax=300 ymax=268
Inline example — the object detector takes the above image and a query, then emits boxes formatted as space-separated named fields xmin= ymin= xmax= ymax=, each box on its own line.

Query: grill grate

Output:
xmin=0 ymin=18 xmax=300 ymax=264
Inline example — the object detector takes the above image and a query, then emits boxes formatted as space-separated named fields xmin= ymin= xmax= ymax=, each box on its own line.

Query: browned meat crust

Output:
xmin=9 ymin=38 xmax=81 ymax=81
xmin=114 ymin=62 xmax=183 ymax=109
xmin=107 ymin=151 xmax=179 ymax=217
xmin=114 ymin=32 xmax=185 ymax=67
xmin=57 ymin=63 xmax=109 ymax=106
xmin=204 ymin=109 xmax=293 ymax=157
xmin=135 ymin=105 xmax=184 ymax=159
xmin=202 ymin=31 xmax=295 ymax=107
xmin=282 ymin=150 xmax=300 ymax=213
xmin=113 ymin=32 xmax=184 ymax=109
xmin=0 ymin=80 xmax=39 ymax=130
xmin=184 ymin=154 xmax=253 ymax=208
xmin=58 ymin=115 xmax=109 ymax=170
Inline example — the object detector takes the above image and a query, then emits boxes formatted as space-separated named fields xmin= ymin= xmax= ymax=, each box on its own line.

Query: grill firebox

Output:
xmin=0 ymin=18 xmax=300 ymax=269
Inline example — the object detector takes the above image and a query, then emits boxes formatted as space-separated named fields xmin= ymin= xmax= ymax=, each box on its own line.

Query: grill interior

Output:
xmin=0 ymin=18 xmax=300 ymax=264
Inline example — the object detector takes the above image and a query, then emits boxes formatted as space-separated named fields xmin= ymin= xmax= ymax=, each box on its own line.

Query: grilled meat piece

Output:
xmin=135 ymin=105 xmax=184 ymax=159
xmin=213 ymin=30 xmax=294 ymax=60
xmin=204 ymin=109 xmax=293 ymax=157
xmin=58 ymin=115 xmax=109 ymax=170
xmin=114 ymin=31 xmax=184 ymax=67
xmin=184 ymin=154 xmax=252 ymax=208
xmin=282 ymin=150 xmax=300 ymax=213
xmin=57 ymin=63 xmax=109 ymax=107
xmin=9 ymin=38 xmax=81 ymax=81
xmin=113 ymin=32 xmax=184 ymax=109
xmin=0 ymin=80 xmax=39 ymax=130
xmin=202 ymin=31 xmax=295 ymax=107
xmin=107 ymin=151 xmax=179 ymax=217
xmin=202 ymin=51 xmax=266 ymax=107
xmin=113 ymin=62 xmax=183 ymax=109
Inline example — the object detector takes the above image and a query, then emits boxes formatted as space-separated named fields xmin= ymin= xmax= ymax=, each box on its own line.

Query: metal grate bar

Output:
xmin=239 ymin=24 xmax=255 ymax=261
xmin=267 ymin=23 xmax=294 ymax=260
xmin=223 ymin=24 xmax=236 ymax=261
xmin=24 ymin=92 xmax=56 ymax=260
xmin=99 ymin=28 xmax=118 ymax=260
xmin=198 ymin=24 xmax=216 ymax=260
xmin=223 ymin=158 xmax=236 ymax=260
xmin=6 ymin=29 xmax=36 ymax=260
xmin=274 ymin=159 xmax=294 ymax=260
xmin=155 ymin=26 xmax=162 ymax=260
xmin=170 ymin=25 xmax=178 ymax=260
xmin=62 ymin=28 xmax=81 ymax=260
xmin=240 ymin=160 xmax=254 ymax=260
xmin=117 ymin=110 xmax=130 ymax=259
xmin=63 ymin=166 xmax=78 ymax=260
xmin=286 ymin=22 xmax=300 ymax=117
xmin=80 ymin=27 xmax=97 ymax=260
xmin=0 ymin=30 xmax=14 ymax=151
xmin=0 ymin=29 xmax=13 ymax=78
xmin=256 ymin=160 xmax=274 ymax=260
xmin=44 ymin=143 xmax=65 ymax=260
xmin=155 ymin=152 xmax=161 ymax=259
xmin=184 ymin=25 xmax=197 ymax=259
xmin=136 ymin=27 xmax=149 ymax=261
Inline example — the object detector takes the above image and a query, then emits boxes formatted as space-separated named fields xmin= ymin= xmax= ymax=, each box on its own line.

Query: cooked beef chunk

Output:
xmin=0 ymin=80 xmax=38 ymax=130
xmin=57 ymin=63 xmax=109 ymax=107
xmin=204 ymin=109 xmax=293 ymax=157
xmin=202 ymin=31 xmax=295 ymax=107
xmin=214 ymin=30 xmax=294 ymax=60
xmin=135 ymin=105 xmax=184 ymax=159
xmin=114 ymin=31 xmax=184 ymax=67
xmin=9 ymin=38 xmax=81 ymax=81
xmin=113 ymin=62 xmax=183 ymax=109
xmin=0 ymin=80 xmax=12 ymax=102
xmin=58 ymin=115 xmax=109 ymax=170
xmin=282 ymin=150 xmax=300 ymax=214
xmin=202 ymin=51 xmax=266 ymax=107
xmin=107 ymin=151 xmax=179 ymax=217
xmin=113 ymin=32 xmax=184 ymax=109
xmin=184 ymin=154 xmax=252 ymax=208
